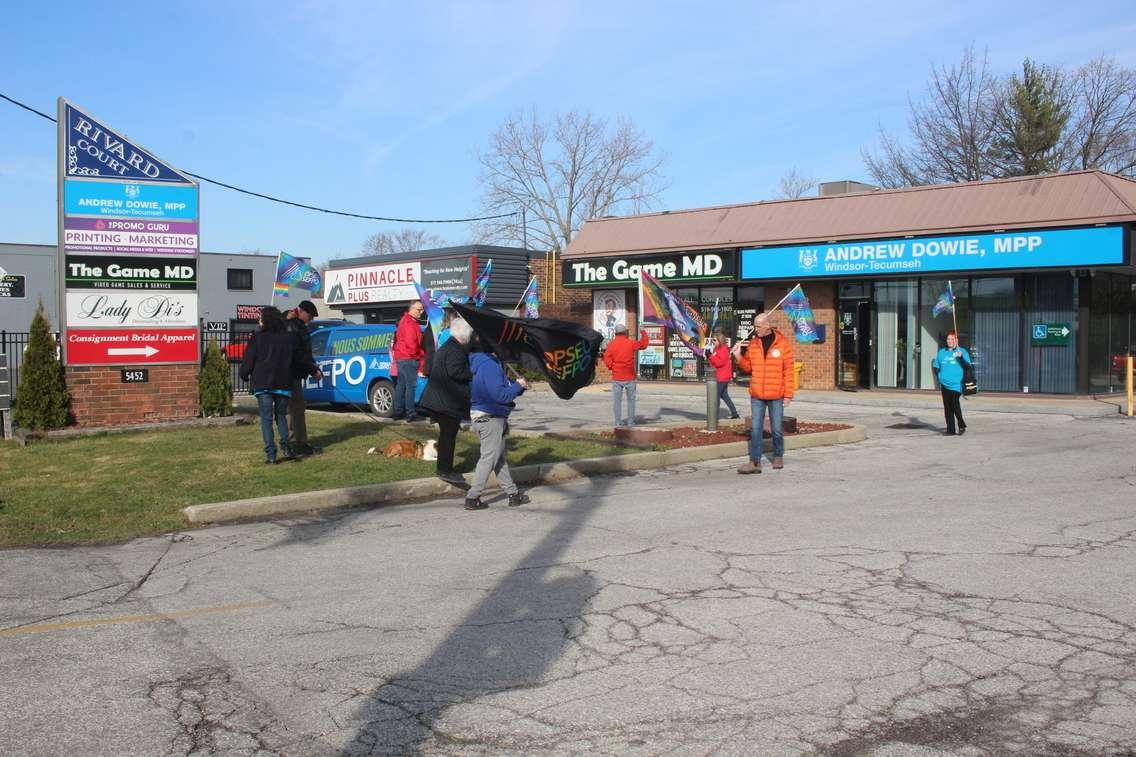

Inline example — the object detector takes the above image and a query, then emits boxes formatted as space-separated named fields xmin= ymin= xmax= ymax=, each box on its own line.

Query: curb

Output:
xmin=181 ymin=424 xmax=867 ymax=524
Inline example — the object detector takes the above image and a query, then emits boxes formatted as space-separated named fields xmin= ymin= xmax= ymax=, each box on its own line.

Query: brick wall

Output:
xmin=66 ymin=364 xmax=200 ymax=427
xmin=762 ymin=282 xmax=837 ymax=391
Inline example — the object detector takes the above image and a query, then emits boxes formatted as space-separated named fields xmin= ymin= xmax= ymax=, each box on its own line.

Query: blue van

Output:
xmin=303 ymin=323 xmax=427 ymax=416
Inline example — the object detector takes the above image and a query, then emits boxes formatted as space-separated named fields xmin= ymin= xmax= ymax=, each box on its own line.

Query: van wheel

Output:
xmin=368 ymin=380 xmax=394 ymax=417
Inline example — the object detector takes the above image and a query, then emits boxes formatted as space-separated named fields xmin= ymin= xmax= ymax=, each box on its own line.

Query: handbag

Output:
xmin=961 ymin=359 xmax=978 ymax=396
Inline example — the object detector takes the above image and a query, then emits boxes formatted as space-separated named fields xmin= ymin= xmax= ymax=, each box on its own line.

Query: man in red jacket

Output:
xmin=391 ymin=300 xmax=425 ymax=421
xmin=602 ymin=323 xmax=649 ymax=427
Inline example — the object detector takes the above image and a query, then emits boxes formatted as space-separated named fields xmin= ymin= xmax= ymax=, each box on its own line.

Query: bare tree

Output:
xmin=361 ymin=228 xmax=449 ymax=256
xmin=1061 ymin=55 xmax=1136 ymax=176
xmin=863 ymin=46 xmax=1000 ymax=187
xmin=864 ymin=49 xmax=1136 ymax=186
xmin=776 ymin=167 xmax=816 ymax=199
xmin=475 ymin=108 xmax=668 ymax=252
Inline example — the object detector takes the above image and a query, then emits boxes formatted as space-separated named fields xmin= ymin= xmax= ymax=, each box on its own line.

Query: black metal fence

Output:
xmin=0 ymin=330 xmax=253 ymax=398
xmin=0 ymin=330 xmax=48 ymax=397
xmin=200 ymin=331 xmax=252 ymax=395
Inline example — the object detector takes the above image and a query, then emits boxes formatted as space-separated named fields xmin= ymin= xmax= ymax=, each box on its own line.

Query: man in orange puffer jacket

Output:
xmin=731 ymin=312 xmax=794 ymax=474
xmin=602 ymin=323 xmax=649 ymax=426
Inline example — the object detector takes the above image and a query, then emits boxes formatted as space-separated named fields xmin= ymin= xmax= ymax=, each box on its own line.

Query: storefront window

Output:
xmin=734 ymin=286 xmax=763 ymax=341
xmin=874 ymin=279 xmax=917 ymax=388
xmin=970 ymin=277 xmax=1019 ymax=392
xmin=667 ymin=287 xmax=701 ymax=380
xmin=1108 ymin=276 xmax=1133 ymax=392
xmin=1022 ymin=274 xmax=1077 ymax=394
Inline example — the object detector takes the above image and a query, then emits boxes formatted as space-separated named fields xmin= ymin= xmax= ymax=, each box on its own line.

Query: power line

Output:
xmin=0 ymin=92 xmax=515 ymax=224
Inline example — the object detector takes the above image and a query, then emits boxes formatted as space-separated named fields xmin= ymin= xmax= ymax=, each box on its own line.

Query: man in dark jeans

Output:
xmin=285 ymin=300 xmax=323 ymax=455
xmin=391 ymin=300 xmax=426 ymax=421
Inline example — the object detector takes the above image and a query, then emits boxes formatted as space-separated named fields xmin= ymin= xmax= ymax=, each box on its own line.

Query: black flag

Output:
xmin=452 ymin=302 xmax=603 ymax=400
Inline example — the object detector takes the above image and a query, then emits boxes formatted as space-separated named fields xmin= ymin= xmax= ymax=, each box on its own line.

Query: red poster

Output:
xmin=66 ymin=328 xmax=199 ymax=365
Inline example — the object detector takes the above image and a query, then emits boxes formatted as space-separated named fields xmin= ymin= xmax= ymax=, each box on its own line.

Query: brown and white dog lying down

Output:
xmin=367 ymin=439 xmax=438 ymax=460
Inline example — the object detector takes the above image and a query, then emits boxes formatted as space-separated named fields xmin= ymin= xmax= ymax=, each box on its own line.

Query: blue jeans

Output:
xmin=717 ymin=381 xmax=739 ymax=418
xmin=257 ymin=393 xmax=291 ymax=462
xmin=612 ymin=381 xmax=637 ymax=426
xmin=393 ymin=359 xmax=419 ymax=417
xmin=749 ymin=397 xmax=784 ymax=462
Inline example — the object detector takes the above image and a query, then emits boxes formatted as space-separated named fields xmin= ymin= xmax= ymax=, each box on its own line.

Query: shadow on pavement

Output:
xmin=337 ymin=469 xmax=619 ymax=754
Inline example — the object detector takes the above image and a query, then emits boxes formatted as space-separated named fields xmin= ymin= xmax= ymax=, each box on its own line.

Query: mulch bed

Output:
xmin=657 ymin=421 xmax=850 ymax=449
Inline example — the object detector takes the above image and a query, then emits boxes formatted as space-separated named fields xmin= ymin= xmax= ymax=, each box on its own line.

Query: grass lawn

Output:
xmin=0 ymin=411 xmax=633 ymax=547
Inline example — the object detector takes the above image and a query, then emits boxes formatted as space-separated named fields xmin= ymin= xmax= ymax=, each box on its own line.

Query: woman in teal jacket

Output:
xmin=932 ymin=330 xmax=972 ymax=436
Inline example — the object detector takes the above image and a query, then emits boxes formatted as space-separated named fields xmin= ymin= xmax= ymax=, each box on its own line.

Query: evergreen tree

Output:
xmin=989 ymin=59 xmax=1071 ymax=176
xmin=198 ymin=339 xmax=232 ymax=417
xmin=12 ymin=303 xmax=70 ymax=430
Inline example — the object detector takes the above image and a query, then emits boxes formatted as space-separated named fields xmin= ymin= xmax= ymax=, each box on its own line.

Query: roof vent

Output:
xmin=819 ymin=180 xmax=879 ymax=197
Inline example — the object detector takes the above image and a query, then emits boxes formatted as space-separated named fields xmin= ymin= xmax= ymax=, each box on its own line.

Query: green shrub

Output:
xmin=12 ymin=303 xmax=70 ymax=430
xmin=198 ymin=339 xmax=232 ymax=417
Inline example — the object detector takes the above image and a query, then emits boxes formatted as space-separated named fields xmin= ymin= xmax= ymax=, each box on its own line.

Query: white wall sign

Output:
xmin=66 ymin=291 xmax=199 ymax=328
xmin=324 ymin=261 xmax=422 ymax=305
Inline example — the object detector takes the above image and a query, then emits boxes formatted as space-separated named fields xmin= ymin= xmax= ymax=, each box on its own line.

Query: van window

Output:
xmin=309 ymin=330 xmax=331 ymax=355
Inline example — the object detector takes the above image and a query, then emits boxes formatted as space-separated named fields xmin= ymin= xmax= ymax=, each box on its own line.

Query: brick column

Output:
xmin=66 ymin=364 xmax=200 ymax=427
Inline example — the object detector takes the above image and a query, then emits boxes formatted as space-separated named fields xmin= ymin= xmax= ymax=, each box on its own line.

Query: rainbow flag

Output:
xmin=640 ymin=271 xmax=707 ymax=356
xmin=781 ymin=284 xmax=819 ymax=343
xmin=520 ymin=276 xmax=539 ymax=318
xmin=473 ymin=259 xmax=492 ymax=307
xmin=273 ymin=251 xmax=321 ymax=298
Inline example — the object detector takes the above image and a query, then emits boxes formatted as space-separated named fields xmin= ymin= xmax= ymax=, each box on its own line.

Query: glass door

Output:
xmin=838 ymin=298 xmax=871 ymax=389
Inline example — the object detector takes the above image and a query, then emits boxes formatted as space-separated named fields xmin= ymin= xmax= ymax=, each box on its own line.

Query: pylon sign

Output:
xmin=57 ymin=99 xmax=200 ymax=365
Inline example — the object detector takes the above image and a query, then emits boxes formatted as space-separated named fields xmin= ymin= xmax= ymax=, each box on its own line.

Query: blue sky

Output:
xmin=2 ymin=1 xmax=1133 ymax=266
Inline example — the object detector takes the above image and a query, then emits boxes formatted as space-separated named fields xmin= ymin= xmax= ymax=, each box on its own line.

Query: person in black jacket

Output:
xmin=240 ymin=307 xmax=303 ymax=464
xmin=418 ymin=317 xmax=474 ymax=488
xmin=284 ymin=301 xmax=324 ymax=455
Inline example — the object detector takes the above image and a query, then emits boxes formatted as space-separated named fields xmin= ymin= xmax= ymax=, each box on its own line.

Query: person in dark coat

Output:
xmin=240 ymin=306 xmax=304 ymax=464
xmin=417 ymin=317 xmax=474 ymax=488
xmin=284 ymin=300 xmax=324 ymax=455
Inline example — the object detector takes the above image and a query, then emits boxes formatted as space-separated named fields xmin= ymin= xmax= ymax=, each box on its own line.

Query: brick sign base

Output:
xmin=66 ymin=364 xmax=200 ymax=427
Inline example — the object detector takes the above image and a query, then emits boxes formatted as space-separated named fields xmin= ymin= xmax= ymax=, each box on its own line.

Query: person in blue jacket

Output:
xmin=463 ymin=347 xmax=530 ymax=511
xmin=932 ymin=330 xmax=972 ymax=436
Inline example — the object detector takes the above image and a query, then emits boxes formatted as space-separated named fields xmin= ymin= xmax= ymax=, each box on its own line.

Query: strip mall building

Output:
xmin=557 ymin=171 xmax=1136 ymax=396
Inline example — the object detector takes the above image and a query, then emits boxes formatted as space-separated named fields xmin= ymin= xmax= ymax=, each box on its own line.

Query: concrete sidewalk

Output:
xmin=573 ymin=380 xmax=1127 ymax=417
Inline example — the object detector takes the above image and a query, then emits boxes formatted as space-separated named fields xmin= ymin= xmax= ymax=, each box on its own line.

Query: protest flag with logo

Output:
xmin=473 ymin=259 xmax=492 ymax=306
xmin=640 ymin=270 xmax=707 ymax=356
xmin=273 ymin=251 xmax=321 ymax=298
xmin=519 ymin=276 xmax=540 ymax=318
xmin=413 ymin=279 xmax=448 ymax=346
xmin=932 ymin=283 xmax=955 ymax=318
xmin=779 ymin=284 xmax=820 ymax=343
xmin=451 ymin=302 xmax=602 ymax=400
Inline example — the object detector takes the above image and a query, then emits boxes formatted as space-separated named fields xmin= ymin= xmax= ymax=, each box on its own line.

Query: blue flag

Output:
xmin=781 ymin=284 xmax=819 ymax=344
xmin=932 ymin=286 xmax=955 ymax=317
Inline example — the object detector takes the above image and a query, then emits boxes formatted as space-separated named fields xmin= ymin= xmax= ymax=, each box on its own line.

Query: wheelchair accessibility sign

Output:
xmin=1031 ymin=323 xmax=1070 ymax=346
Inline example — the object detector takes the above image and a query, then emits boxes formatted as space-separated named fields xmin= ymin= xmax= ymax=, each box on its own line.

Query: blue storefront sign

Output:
xmin=64 ymin=179 xmax=198 ymax=220
xmin=63 ymin=103 xmax=193 ymax=184
xmin=741 ymin=226 xmax=1125 ymax=280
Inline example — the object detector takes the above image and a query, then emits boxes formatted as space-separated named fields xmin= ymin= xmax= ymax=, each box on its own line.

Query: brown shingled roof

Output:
xmin=562 ymin=170 xmax=1136 ymax=258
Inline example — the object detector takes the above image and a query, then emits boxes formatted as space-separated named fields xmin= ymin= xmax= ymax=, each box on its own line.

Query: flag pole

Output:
xmin=511 ymin=276 xmax=535 ymax=315
xmin=767 ymin=284 xmax=799 ymax=315
xmin=271 ymin=251 xmax=282 ymax=306
xmin=948 ymin=280 xmax=958 ymax=336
